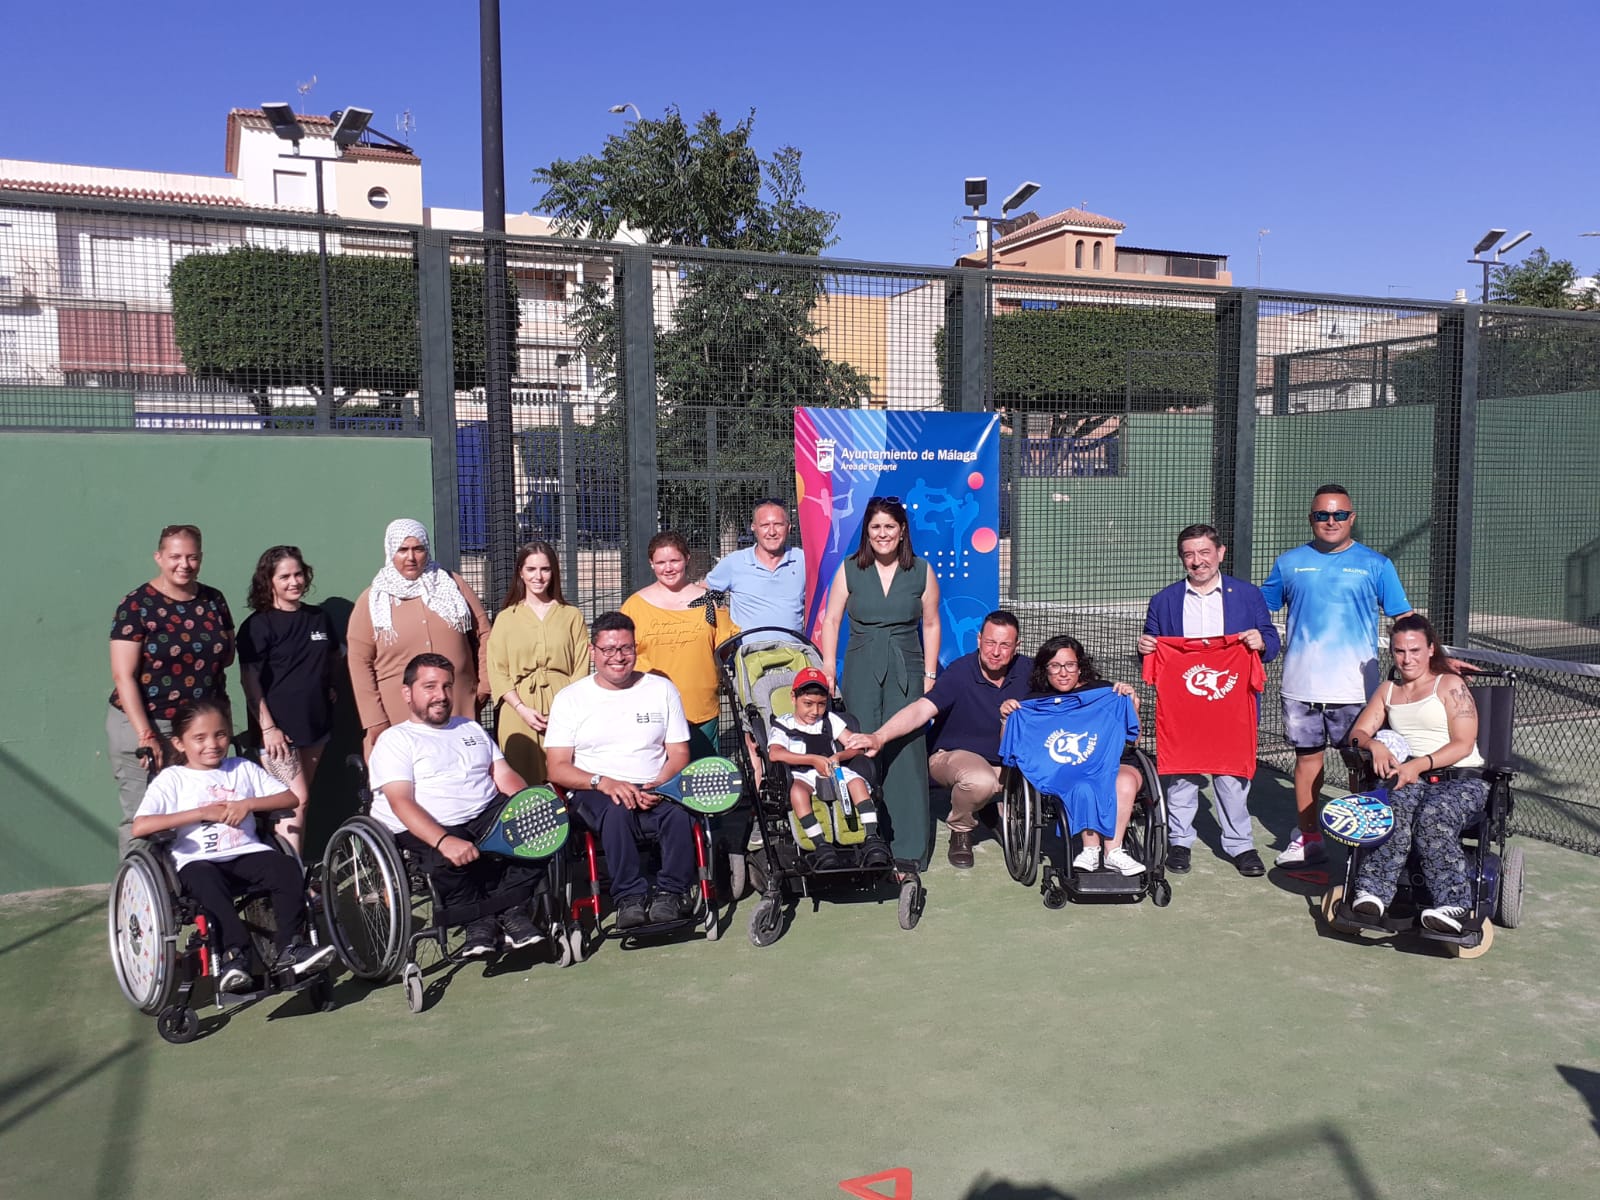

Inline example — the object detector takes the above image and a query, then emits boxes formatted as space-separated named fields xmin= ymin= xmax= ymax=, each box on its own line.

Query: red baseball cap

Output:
xmin=792 ymin=667 xmax=830 ymax=695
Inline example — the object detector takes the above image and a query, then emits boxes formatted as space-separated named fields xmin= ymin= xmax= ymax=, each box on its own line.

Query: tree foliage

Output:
xmin=1489 ymin=248 xmax=1597 ymax=310
xmin=533 ymin=107 xmax=872 ymax=538
xmin=170 ymin=246 xmax=517 ymax=415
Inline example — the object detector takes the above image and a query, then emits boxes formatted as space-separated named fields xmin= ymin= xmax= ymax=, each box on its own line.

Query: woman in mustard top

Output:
xmin=621 ymin=530 xmax=733 ymax=760
xmin=486 ymin=541 xmax=590 ymax=784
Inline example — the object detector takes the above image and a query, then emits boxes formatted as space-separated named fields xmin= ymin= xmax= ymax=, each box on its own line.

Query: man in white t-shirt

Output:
xmin=544 ymin=611 xmax=694 ymax=930
xmin=368 ymin=653 xmax=543 ymax=959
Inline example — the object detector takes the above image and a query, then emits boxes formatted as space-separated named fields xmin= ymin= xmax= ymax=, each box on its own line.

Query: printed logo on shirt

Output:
xmin=310 ymin=631 xmax=329 ymax=641
xmin=1342 ymin=567 xmax=1370 ymax=576
xmin=1294 ymin=567 xmax=1319 ymax=573
xmin=1183 ymin=664 xmax=1239 ymax=702
xmin=462 ymin=735 xmax=481 ymax=746
xmin=1046 ymin=728 xmax=1098 ymax=766
xmin=635 ymin=712 xmax=663 ymax=724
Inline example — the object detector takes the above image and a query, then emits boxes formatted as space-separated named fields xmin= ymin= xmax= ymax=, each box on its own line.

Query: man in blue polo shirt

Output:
xmin=1260 ymin=483 xmax=1413 ymax=867
xmin=705 ymin=499 xmax=806 ymax=634
xmin=844 ymin=610 xmax=1031 ymax=868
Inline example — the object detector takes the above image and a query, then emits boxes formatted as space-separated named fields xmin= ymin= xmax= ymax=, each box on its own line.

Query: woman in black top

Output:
xmin=238 ymin=546 xmax=341 ymax=853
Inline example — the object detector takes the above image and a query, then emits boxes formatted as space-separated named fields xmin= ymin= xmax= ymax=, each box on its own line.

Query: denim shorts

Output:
xmin=1282 ymin=698 xmax=1364 ymax=750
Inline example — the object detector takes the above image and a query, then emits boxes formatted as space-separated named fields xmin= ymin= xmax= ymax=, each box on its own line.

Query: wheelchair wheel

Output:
xmin=1449 ymin=920 xmax=1494 ymax=959
xmin=726 ymin=851 xmax=748 ymax=902
xmin=1496 ymin=845 xmax=1525 ymax=928
xmin=999 ymin=768 xmax=1040 ymax=888
xmin=401 ymin=961 xmax=425 ymax=1013
xmin=1127 ymin=748 xmax=1167 ymax=873
xmin=156 ymin=1004 xmax=200 ymax=1044
xmin=321 ymin=817 xmax=410 ymax=981
xmin=109 ymin=846 xmax=180 ymax=1015
xmin=1320 ymin=884 xmax=1363 ymax=934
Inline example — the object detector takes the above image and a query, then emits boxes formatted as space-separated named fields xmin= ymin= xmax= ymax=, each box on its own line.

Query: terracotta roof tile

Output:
xmin=995 ymin=206 xmax=1125 ymax=246
xmin=0 ymin=178 xmax=246 ymax=208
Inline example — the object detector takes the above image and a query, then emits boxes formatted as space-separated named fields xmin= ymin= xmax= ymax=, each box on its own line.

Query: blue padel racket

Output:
xmin=477 ymin=787 xmax=570 ymax=859
xmin=1320 ymin=790 xmax=1396 ymax=849
xmin=648 ymin=757 xmax=743 ymax=815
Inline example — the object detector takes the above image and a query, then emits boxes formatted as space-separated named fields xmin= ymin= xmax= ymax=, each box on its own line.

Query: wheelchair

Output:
xmin=108 ymin=823 xmax=336 ymax=1044
xmin=1320 ymin=671 xmax=1522 ymax=958
xmin=998 ymin=743 xmax=1173 ymax=909
xmin=320 ymin=760 xmax=577 ymax=1013
xmin=715 ymin=628 xmax=924 ymax=948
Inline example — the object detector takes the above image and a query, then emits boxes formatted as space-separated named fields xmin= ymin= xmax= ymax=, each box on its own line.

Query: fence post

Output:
xmin=619 ymin=245 xmax=659 ymax=595
xmin=1212 ymin=289 xmax=1258 ymax=580
xmin=419 ymin=231 xmax=460 ymax=572
xmin=1430 ymin=305 xmax=1478 ymax=645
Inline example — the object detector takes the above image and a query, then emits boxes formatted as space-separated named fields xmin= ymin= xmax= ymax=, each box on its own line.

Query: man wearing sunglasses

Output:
xmin=1260 ymin=484 xmax=1412 ymax=867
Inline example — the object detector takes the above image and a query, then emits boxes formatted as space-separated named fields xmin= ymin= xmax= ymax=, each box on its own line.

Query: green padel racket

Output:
xmin=649 ymin=757 xmax=743 ymax=815
xmin=477 ymin=787 xmax=570 ymax=859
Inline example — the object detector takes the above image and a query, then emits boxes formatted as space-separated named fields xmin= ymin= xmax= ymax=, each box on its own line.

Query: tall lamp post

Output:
xmin=1468 ymin=227 xmax=1531 ymax=303
xmin=480 ymin=0 xmax=516 ymax=604
xmin=263 ymin=102 xmax=373 ymax=430
xmin=608 ymin=103 xmax=643 ymax=120
xmin=961 ymin=177 xmax=1042 ymax=269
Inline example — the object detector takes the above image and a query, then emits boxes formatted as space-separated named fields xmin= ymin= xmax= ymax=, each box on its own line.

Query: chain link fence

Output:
xmin=5 ymin=188 xmax=1599 ymax=852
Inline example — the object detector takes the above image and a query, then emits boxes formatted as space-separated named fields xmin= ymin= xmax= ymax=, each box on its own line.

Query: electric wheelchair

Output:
xmin=997 ymin=743 xmax=1173 ymax=909
xmin=1320 ymin=670 xmax=1523 ymax=958
xmin=109 ymin=820 xmax=336 ymax=1045
xmin=320 ymin=758 xmax=577 ymax=1013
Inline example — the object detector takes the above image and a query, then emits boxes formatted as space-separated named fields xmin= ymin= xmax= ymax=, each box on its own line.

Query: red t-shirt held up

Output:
xmin=1141 ymin=634 xmax=1266 ymax=779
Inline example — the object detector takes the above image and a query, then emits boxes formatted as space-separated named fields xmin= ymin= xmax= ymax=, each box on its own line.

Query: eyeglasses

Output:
xmin=1310 ymin=510 xmax=1354 ymax=523
xmin=1046 ymin=661 xmax=1081 ymax=675
xmin=594 ymin=645 xmax=637 ymax=659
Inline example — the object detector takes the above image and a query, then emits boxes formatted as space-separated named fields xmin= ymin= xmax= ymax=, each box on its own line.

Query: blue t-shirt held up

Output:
xmin=1000 ymin=685 xmax=1140 ymax=838
xmin=1259 ymin=541 xmax=1411 ymax=705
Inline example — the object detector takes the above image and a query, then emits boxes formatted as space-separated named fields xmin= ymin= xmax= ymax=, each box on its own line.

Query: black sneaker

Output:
xmin=217 ymin=951 xmax=252 ymax=993
xmin=648 ymin=890 xmax=693 ymax=924
xmin=614 ymin=894 xmax=649 ymax=930
xmin=499 ymin=908 xmax=545 ymax=950
xmin=1165 ymin=845 xmax=1192 ymax=874
xmin=278 ymin=940 xmax=336 ymax=977
xmin=460 ymin=918 xmax=500 ymax=959
xmin=860 ymin=837 xmax=894 ymax=870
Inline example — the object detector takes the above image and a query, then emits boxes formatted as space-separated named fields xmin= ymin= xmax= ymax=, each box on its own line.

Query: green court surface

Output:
xmin=4 ymin=773 xmax=1599 ymax=1200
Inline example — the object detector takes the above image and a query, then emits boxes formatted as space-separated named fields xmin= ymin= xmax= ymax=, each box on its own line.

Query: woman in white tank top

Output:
xmin=1343 ymin=614 xmax=1488 ymax=933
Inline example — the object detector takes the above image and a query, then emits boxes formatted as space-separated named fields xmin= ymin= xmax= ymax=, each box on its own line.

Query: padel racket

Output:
xmin=477 ymin=787 xmax=570 ymax=859
xmin=648 ymin=757 xmax=743 ymax=815
xmin=1320 ymin=790 xmax=1396 ymax=849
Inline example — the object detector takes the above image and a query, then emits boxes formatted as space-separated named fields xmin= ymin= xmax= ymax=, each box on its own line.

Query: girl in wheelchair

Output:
xmin=131 ymin=698 xmax=334 ymax=992
xmin=1343 ymin=614 xmax=1486 ymax=933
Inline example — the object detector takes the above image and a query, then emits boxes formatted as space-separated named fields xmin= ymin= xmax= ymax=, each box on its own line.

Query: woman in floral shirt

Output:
xmin=107 ymin=523 xmax=235 ymax=855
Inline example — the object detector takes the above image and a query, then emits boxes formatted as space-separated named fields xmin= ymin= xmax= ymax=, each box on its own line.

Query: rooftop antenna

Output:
xmin=297 ymin=74 xmax=317 ymax=99
xmin=396 ymin=109 xmax=417 ymax=140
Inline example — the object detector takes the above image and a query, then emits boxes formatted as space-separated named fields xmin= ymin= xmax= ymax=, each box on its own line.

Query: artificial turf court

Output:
xmin=4 ymin=772 xmax=1598 ymax=1200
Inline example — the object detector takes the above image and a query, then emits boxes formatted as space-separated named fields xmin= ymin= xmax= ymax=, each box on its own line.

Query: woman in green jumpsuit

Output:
xmin=818 ymin=497 xmax=942 ymax=870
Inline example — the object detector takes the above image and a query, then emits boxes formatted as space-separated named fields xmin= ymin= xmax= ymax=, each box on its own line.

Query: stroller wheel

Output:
xmin=748 ymin=896 xmax=783 ymax=947
xmin=897 ymin=879 xmax=924 ymax=930
xmin=726 ymin=851 xmax=749 ymax=901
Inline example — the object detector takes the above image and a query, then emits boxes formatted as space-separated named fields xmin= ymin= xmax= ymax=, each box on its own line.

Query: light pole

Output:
xmin=263 ymin=102 xmax=373 ymax=430
xmin=608 ymin=103 xmax=643 ymax=120
xmin=1468 ymin=227 xmax=1531 ymax=303
xmin=1256 ymin=228 xmax=1270 ymax=287
xmin=481 ymin=0 xmax=516 ymax=605
xmin=961 ymin=177 xmax=1041 ymax=269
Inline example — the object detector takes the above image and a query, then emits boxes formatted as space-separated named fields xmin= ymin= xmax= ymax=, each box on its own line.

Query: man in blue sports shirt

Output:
xmin=704 ymin=499 xmax=806 ymax=634
xmin=1260 ymin=484 xmax=1412 ymax=867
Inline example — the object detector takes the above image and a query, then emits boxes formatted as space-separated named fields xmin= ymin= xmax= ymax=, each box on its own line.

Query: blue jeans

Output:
xmin=570 ymin=789 xmax=696 ymax=901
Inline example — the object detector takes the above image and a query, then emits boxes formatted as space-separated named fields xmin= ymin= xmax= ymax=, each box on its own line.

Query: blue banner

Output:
xmin=795 ymin=408 xmax=1000 ymax=666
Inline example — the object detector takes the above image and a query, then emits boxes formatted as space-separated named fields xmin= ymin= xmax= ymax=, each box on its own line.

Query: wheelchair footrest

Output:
xmin=1067 ymin=868 xmax=1148 ymax=895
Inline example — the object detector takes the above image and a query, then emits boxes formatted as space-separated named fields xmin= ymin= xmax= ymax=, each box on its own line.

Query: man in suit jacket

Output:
xmin=1138 ymin=523 xmax=1281 ymax=877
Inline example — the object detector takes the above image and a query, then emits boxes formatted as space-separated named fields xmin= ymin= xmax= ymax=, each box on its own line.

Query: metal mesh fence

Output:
xmin=6 ymin=188 xmax=1600 ymax=853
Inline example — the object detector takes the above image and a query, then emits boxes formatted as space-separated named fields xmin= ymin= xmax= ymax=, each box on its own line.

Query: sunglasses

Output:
xmin=1310 ymin=510 xmax=1354 ymax=523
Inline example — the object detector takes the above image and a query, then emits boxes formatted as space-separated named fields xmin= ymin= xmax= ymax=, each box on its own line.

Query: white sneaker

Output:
xmin=1071 ymin=846 xmax=1101 ymax=872
xmin=1421 ymin=905 xmax=1468 ymax=934
xmin=1351 ymin=891 xmax=1386 ymax=917
xmin=1275 ymin=831 xmax=1328 ymax=867
xmin=1102 ymin=846 xmax=1143 ymax=876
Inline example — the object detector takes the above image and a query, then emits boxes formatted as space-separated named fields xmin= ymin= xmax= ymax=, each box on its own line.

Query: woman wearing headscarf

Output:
xmin=347 ymin=518 xmax=491 ymax=755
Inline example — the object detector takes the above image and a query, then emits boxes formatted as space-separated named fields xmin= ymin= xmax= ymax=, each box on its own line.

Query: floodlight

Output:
xmin=1002 ymin=181 xmax=1041 ymax=214
xmin=261 ymin=102 xmax=304 ymax=143
xmin=1498 ymin=230 xmax=1532 ymax=254
xmin=331 ymin=106 xmax=374 ymax=147
xmin=965 ymin=177 xmax=988 ymax=210
xmin=1472 ymin=228 xmax=1507 ymax=255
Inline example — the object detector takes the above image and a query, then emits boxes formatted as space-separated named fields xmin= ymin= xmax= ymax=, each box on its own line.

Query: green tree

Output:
xmin=533 ymin=107 xmax=872 ymax=541
xmin=171 ymin=246 xmax=516 ymax=417
xmin=1490 ymin=248 xmax=1597 ymax=310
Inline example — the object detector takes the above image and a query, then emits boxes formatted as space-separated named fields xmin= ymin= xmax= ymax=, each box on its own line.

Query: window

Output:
xmin=1074 ymin=240 xmax=1084 ymax=269
xmin=1020 ymin=299 xmax=1060 ymax=311
xmin=273 ymin=169 xmax=312 ymax=208
xmin=0 ymin=329 xmax=20 ymax=378
xmin=1093 ymin=241 xmax=1103 ymax=270
xmin=367 ymin=187 xmax=390 ymax=210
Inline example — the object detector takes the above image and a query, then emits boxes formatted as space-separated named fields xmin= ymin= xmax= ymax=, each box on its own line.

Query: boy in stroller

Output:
xmin=767 ymin=668 xmax=894 ymax=871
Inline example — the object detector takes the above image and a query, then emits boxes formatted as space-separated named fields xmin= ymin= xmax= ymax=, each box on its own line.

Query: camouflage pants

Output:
xmin=1354 ymin=777 xmax=1488 ymax=909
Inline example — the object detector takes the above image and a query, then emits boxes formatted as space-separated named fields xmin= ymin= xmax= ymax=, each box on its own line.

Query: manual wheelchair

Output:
xmin=108 ymin=824 xmax=336 ymax=1045
xmin=1320 ymin=670 xmax=1523 ymax=958
xmin=997 ymin=743 xmax=1173 ymax=909
xmin=320 ymin=759 xmax=577 ymax=1013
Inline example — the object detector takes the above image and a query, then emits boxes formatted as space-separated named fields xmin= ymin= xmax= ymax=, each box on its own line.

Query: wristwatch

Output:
xmin=589 ymin=773 xmax=603 ymax=789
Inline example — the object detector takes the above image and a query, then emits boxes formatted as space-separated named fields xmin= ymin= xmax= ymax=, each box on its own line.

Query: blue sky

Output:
xmin=4 ymin=0 xmax=1596 ymax=300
